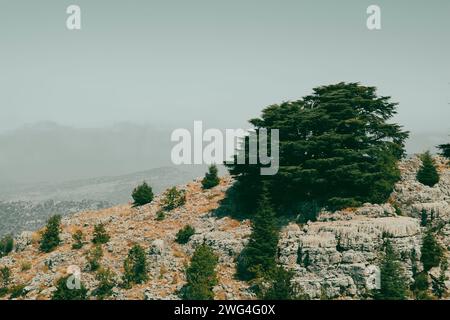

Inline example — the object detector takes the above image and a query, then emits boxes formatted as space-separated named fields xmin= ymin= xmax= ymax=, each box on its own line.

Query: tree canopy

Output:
xmin=375 ymin=241 xmax=409 ymax=300
xmin=438 ymin=143 xmax=450 ymax=159
xmin=181 ymin=244 xmax=218 ymax=300
xmin=416 ymin=152 xmax=440 ymax=187
xmin=226 ymin=83 xmax=408 ymax=215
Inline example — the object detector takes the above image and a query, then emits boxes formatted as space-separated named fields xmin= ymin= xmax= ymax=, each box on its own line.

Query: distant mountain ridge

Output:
xmin=0 ymin=165 xmax=210 ymax=236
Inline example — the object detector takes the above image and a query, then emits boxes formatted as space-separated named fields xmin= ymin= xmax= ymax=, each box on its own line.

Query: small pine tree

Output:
xmin=72 ymin=230 xmax=85 ymax=249
xmin=39 ymin=215 xmax=62 ymax=253
xmin=411 ymin=272 xmax=430 ymax=299
xmin=181 ymin=244 xmax=218 ymax=300
xmin=0 ymin=266 xmax=11 ymax=288
xmin=262 ymin=266 xmax=297 ymax=300
xmin=132 ymin=182 xmax=154 ymax=207
xmin=421 ymin=229 xmax=444 ymax=272
xmin=93 ymin=267 xmax=116 ymax=299
xmin=420 ymin=209 xmax=428 ymax=227
xmin=92 ymin=223 xmax=110 ymax=244
xmin=123 ymin=244 xmax=148 ymax=287
xmin=431 ymin=260 xmax=448 ymax=299
xmin=52 ymin=275 xmax=88 ymax=300
xmin=0 ymin=235 xmax=14 ymax=257
xmin=155 ymin=210 xmax=165 ymax=221
xmin=162 ymin=187 xmax=186 ymax=211
xmin=236 ymin=188 xmax=279 ymax=281
xmin=416 ymin=152 xmax=440 ymax=187
xmin=0 ymin=266 xmax=10 ymax=297
xmin=86 ymin=244 xmax=103 ymax=271
xmin=201 ymin=165 xmax=220 ymax=189
xmin=175 ymin=225 xmax=196 ymax=244
xmin=375 ymin=241 xmax=409 ymax=300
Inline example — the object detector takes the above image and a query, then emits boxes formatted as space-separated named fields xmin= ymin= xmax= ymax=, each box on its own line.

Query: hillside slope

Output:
xmin=1 ymin=156 xmax=449 ymax=300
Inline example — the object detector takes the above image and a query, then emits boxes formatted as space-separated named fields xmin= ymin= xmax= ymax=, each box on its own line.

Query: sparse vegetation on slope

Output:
xmin=123 ymin=244 xmax=148 ymax=288
xmin=132 ymin=182 xmax=154 ymax=207
xmin=52 ymin=275 xmax=88 ymax=300
xmin=71 ymin=230 xmax=85 ymax=250
xmin=175 ymin=225 xmax=195 ymax=244
xmin=162 ymin=187 xmax=186 ymax=211
xmin=92 ymin=223 xmax=110 ymax=244
xmin=39 ymin=215 xmax=61 ymax=253
xmin=180 ymin=244 xmax=218 ymax=300
xmin=202 ymin=165 xmax=220 ymax=190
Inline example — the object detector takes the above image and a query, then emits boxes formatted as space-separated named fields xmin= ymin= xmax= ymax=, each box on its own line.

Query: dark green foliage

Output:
xmin=72 ymin=230 xmax=85 ymax=249
xmin=420 ymin=209 xmax=428 ymax=227
xmin=132 ymin=182 xmax=154 ymax=207
xmin=375 ymin=241 xmax=409 ymax=300
xmin=236 ymin=189 xmax=279 ymax=281
xmin=162 ymin=187 xmax=186 ymax=211
xmin=92 ymin=223 xmax=110 ymax=244
xmin=262 ymin=267 xmax=297 ymax=300
xmin=0 ymin=234 xmax=14 ymax=257
xmin=393 ymin=203 xmax=403 ymax=216
xmin=226 ymin=83 xmax=408 ymax=215
xmin=39 ymin=215 xmax=62 ymax=253
xmin=9 ymin=284 xmax=27 ymax=299
xmin=411 ymin=272 xmax=429 ymax=299
xmin=431 ymin=261 xmax=448 ymax=299
xmin=438 ymin=143 xmax=450 ymax=159
xmin=123 ymin=244 xmax=148 ymax=287
xmin=0 ymin=267 xmax=10 ymax=297
xmin=52 ymin=275 xmax=88 ymax=300
xmin=86 ymin=245 xmax=103 ymax=271
xmin=176 ymin=225 xmax=196 ymax=244
xmin=416 ymin=152 xmax=440 ymax=187
xmin=202 ymin=165 xmax=220 ymax=189
xmin=297 ymin=247 xmax=312 ymax=267
xmin=421 ymin=229 xmax=444 ymax=272
xmin=0 ymin=266 xmax=11 ymax=288
xmin=181 ymin=244 xmax=218 ymax=300
xmin=93 ymin=268 xmax=116 ymax=299
xmin=155 ymin=210 xmax=165 ymax=221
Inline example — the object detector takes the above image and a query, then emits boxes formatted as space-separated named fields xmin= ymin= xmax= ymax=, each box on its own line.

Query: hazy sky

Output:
xmin=1 ymin=0 xmax=449 ymax=134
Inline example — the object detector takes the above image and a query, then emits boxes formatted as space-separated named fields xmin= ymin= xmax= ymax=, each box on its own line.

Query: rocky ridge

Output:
xmin=1 ymin=156 xmax=449 ymax=300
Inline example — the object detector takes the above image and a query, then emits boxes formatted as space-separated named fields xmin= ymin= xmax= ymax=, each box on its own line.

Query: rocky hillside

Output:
xmin=0 ymin=165 xmax=209 ymax=236
xmin=1 ymin=156 xmax=449 ymax=300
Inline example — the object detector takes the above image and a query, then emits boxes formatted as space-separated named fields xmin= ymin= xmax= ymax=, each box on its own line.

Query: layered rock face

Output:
xmin=1 ymin=156 xmax=449 ymax=300
xmin=277 ymin=156 xmax=450 ymax=299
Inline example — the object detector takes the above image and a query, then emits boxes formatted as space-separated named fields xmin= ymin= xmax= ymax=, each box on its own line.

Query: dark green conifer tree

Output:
xmin=262 ymin=266 xmax=297 ymax=300
xmin=39 ymin=215 xmax=62 ymax=253
xmin=202 ymin=165 xmax=220 ymax=189
xmin=52 ymin=275 xmax=88 ymax=300
xmin=123 ymin=244 xmax=148 ymax=287
xmin=92 ymin=223 xmax=110 ymax=244
xmin=226 ymin=83 xmax=408 ymax=214
xmin=416 ymin=151 xmax=440 ymax=187
xmin=421 ymin=229 xmax=444 ymax=272
xmin=375 ymin=241 xmax=409 ymax=300
xmin=431 ymin=261 xmax=448 ymax=299
xmin=181 ymin=244 xmax=218 ymax=300
xmin=236 ymin=187 xmax=279 ymax=281
xmin=131 ymin=182 xmax=154 ymax=207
